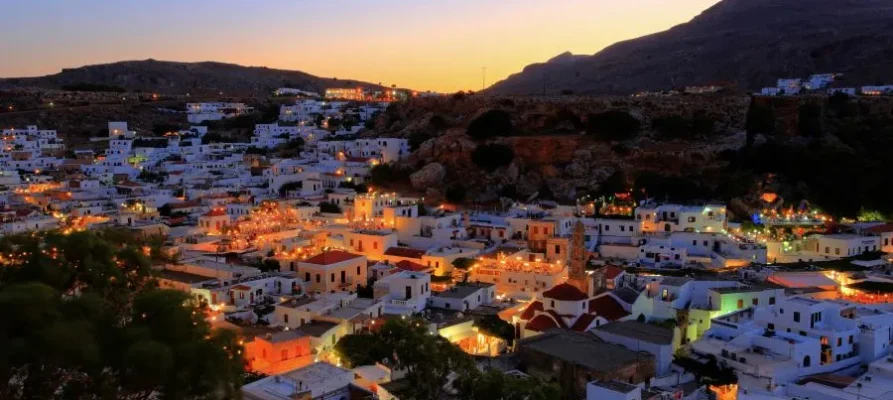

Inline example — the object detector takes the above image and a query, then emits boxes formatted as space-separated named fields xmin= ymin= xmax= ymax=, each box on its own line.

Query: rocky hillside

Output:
xmin=0 ymin=60 xmax=380 ymax=96
xmin=488 ymin=0 xmax=893 ymax=95
xmin=366 ymin=93 xmax=893 ymax=219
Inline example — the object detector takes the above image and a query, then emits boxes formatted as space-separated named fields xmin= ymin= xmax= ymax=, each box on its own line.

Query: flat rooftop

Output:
xmin=434 ymin=283 xmax=492 ymax=299
xmin=157 ymin=269 xmax=215 ymax=284
xmin=520 ymin=329 xmax=651 ymax=372
xmin=710 ymin=286 xmax=766 ymax=294
xmin=594 ymin=320 xmax=675 ymax=345
xmin=297 ymin=320 xmax=340 ymax=337
xmin=590 ymin=380 xmax=640 ymax=394
xmin=241 ymin=361 xmax=353 ymax=400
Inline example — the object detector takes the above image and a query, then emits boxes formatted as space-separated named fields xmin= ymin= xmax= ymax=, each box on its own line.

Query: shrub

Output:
xmin=445 ymin=184 xmax=467 ymax=204
xmin=278 ymin=181 xmax=302 ymax=197
xmin=798 ymin=103 xmax=823 ymax=137
xmin=471 ymin=143 xmax=514 ymax=172
xmin=586 ymin=110 xmax=640 ymax=140
xmin=746 ymin=102 xmax=776 ymax=137
xmin=467 ymin=110 xmax=513 ymax=140
xmin=319 ymin=202 xmax=343 ymax=214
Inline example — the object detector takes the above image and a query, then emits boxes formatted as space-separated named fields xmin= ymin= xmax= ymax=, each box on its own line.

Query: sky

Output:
xmin=1 ymin=0 xmax=720 ymax=93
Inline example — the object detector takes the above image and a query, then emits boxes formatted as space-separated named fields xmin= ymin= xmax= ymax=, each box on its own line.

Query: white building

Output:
xmin=426 ymin=282 xmax=496 ymax=312
xmin=692 ymin=297 xmax=893 ymax=385
xmin=861 ymin=85 xmax=893 ymax=96
xmin=241 ymin=361 xmax=374 ymax=400
xmin=186 ymin=102 xmax=251 ymax=123
xmin=373 ymin=270 xmax=431 ymax=315
xmin=808 ymin=233 xmax=881 ymax=258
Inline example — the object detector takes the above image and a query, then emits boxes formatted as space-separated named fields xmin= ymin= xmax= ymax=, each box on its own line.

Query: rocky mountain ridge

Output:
xmin=488 ymin=0 xmax=893 ymax=95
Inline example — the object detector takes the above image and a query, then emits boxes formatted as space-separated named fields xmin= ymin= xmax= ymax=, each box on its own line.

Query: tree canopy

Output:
xmin=0 ymin=230 xmax=245 ymax=399
xmin=471 ymin=143 xmax=514 ymax=172
xmin=586 ymin=110 xmax=641 ymax=140
xmin=467 ymin=110 xmax=513 ymax=140
xmin=334 ymin=319 xmax=559 ymax=400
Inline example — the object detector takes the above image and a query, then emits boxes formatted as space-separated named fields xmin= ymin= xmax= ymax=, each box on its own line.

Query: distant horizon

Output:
xmin=1 ymin=0 xmax=721 ymax=92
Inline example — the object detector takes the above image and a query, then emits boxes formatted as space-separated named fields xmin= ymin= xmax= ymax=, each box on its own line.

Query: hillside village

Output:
xmin=3 ymin=86 xmax=893 ymax=400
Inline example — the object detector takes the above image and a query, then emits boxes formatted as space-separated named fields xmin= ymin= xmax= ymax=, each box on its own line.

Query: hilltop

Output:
xmin=0 ymin=59 xmax=381 ymax=96
xmin=487 ymin=0 xmax=893 ymax=95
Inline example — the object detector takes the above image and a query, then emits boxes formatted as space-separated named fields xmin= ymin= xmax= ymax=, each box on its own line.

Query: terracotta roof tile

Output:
xmin=605 ymin=266 xmax=624 ymax=280
xmin=395 ymin=260 xmax=430 ymax=272
xmin=519 ymin=301 xmax=544 ymax=320
xmin=203 ymin=209 xmax=228 ymax=217
xmin=525 ymin=314 xmax=560 ymax=332
xmin=543 ymin=283 xmax=588 ymax=301
xmin=302 ymin=250 xmax=363 ymax=265
xmin=544 ymin=310 xmax=569 ymax=328
xmin=589 ymin=295 xmax=630 ymax=321
xmin=384 ymin=247 xmax=426 ymax=259
xmin=570 ymin=313 xmax=597 ymax=332
xmin=865 ymin=224 xmax=893 ymax=234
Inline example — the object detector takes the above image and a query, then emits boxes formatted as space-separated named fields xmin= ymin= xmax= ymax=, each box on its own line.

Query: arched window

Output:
xmin=803 ymin=355 xmax=811 ymax=367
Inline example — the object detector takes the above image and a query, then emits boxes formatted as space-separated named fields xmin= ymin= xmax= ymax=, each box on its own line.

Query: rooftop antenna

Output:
xmin=481 ymin=67 xmax=487 ymax=91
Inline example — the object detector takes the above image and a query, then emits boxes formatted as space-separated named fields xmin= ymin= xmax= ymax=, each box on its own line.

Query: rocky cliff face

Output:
xmin=369 ymin=92 xmax=893 ymax=217
xmin=369 ymin=94 xmax=752 ymax=203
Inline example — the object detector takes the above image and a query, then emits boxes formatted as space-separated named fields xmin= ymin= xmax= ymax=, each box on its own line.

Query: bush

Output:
xmin=467 ymin=110 xmax=513 ymax=140
xmin=408 ymin=131 xmax=433 ymax=151
xmin=319 ymin=202 xmax=343 ymax=214
xmin=278 ymin=181 xmax=302 ymax=197
xmin=746 ymin=101 xmax=776 ymax=136
xmin=452 ymin=257 xmax=474 ymax=270
xmin=586 ymin=110 xmax=640 ymax=140
xmin=152 ymin=123 xmax=181 ymax=136
xmin=471 ymin=143 xmax=514 ymax=172
xmin=201 ymin=132 xmax=224 ymax=144
xmin=445 ymin=184 xmax=467 ymax=204
xmin=798 ymin=103 xmax=824 ymax=137
xmin=368 ymin=164 xmax=411 ymax=187
xmin=652 ymin=115 xmax=691 ymax=139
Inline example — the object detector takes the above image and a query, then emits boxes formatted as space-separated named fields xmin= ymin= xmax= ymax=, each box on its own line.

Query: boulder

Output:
xmin=410 ymin=163 xmax=446 ymax=190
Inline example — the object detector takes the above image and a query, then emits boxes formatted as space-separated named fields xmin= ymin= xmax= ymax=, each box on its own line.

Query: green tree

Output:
xmin=452 ymin=257 xmax=474 ymax=270
xmin=798 ymin=103 xmax=824 ymax=137
xmin=455 ymin=370 xmax=561 ymax=400
xmin=586 ymin=110 xmax=641 ymax=140
xmin=471 ymin=143 xmax=514 ymax=172
xmin=745 ymin=100 xmax=775 ymax=143
xmin=445 ymin=183 xmax=467 ymax=204
xmin=0 ymin=230 xmax=244 ymax=399
xmin=278 ymin=181 xmax=302 ymax=197
xmin=319 ymin=202 xmax=343 ymax=214
xmin=467 ymin=110 xmax=513 ymax=140
xmin=473 ymin=315 xmax=515 ymax=346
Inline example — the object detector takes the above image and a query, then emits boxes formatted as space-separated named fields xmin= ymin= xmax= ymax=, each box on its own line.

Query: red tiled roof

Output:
xmin=170 ymin=199 xmax=201 ymax=209
xmin=395 ymin=260 xmax=429 ymax=272
xmin=544 ymin=310 xmax=569 ymax=328
xmin=589 ymin=295 xmax=630 ymax=321
xmin=864 ymin=224 xmax=893 ymax=234
xmin=384 ymin=247 xmax=426 ymax=259
xmin=519 ymin=301 xmax=543 ymax=320
xmin=524 ymin=314 xmax=560 ymax=332
xmin=570 ymin=313 xmax=597 ymax=332
xmin=232 ymin=284 xmax=252 ymax=291
xmin=543 ymin=283 xmax=588 ymax=301
xmin=203 ymin=209 xmax=228 ymax=217
xmin=302 ymin=250 xmax=362 ymax=265
xmin=605 ymin=266 xmax=624 ymax=280
xmin=117 ymin=181 xmax=143 ymax=188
